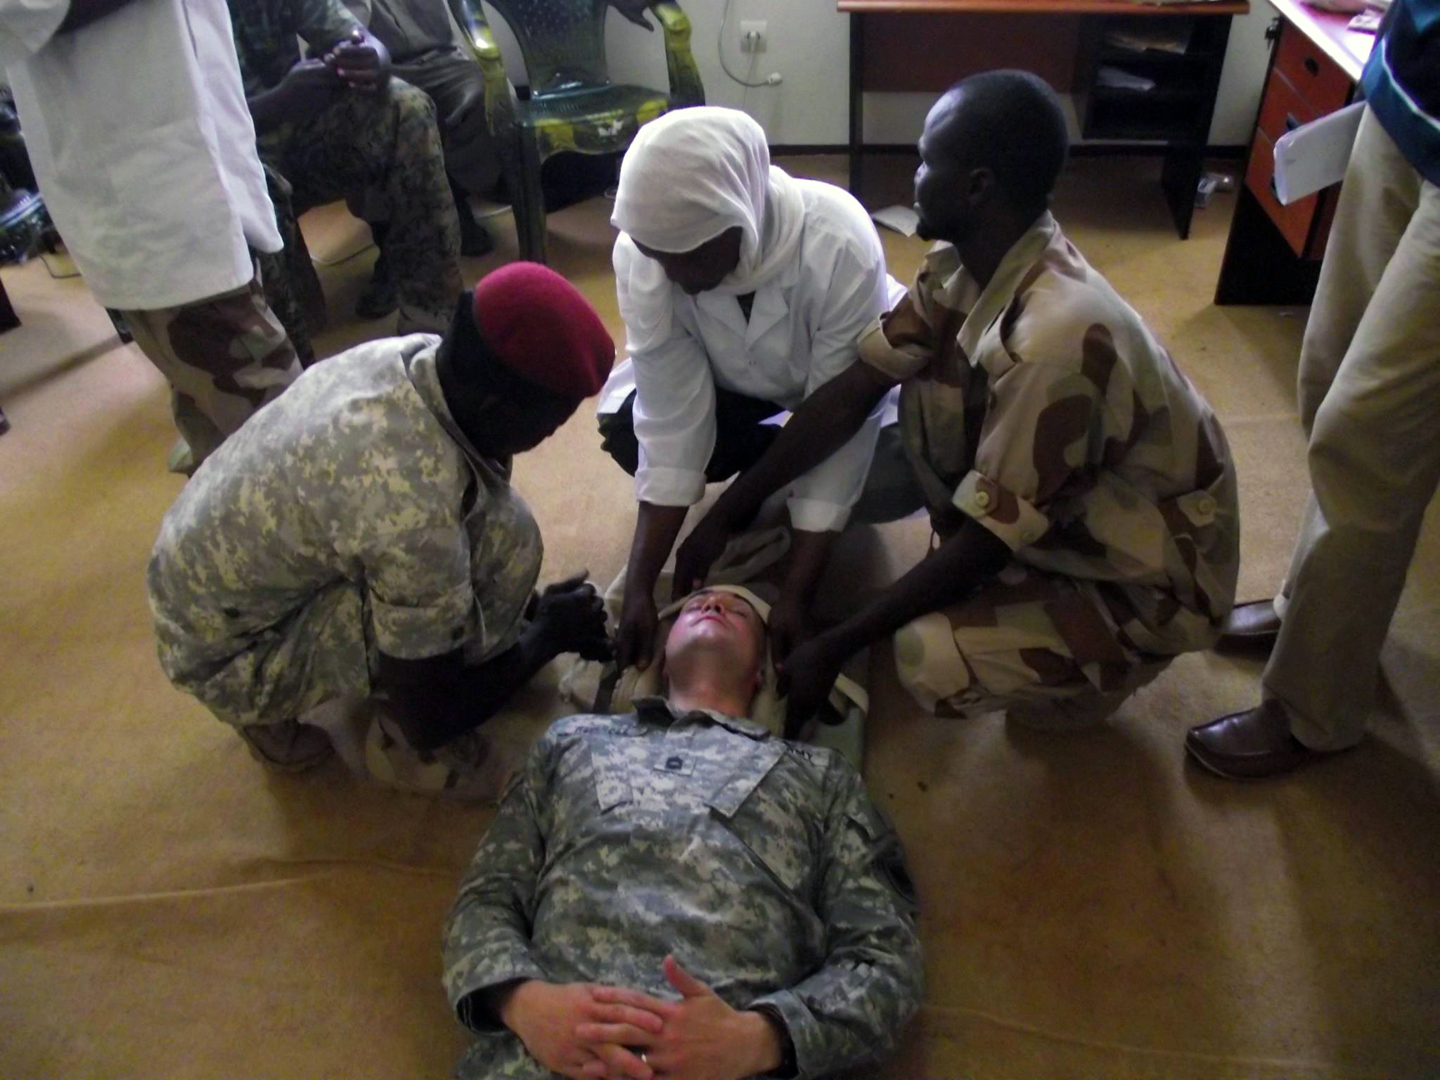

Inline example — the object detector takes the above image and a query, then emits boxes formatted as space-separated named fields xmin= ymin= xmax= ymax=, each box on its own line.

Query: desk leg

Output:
xmin=1215 ymin=186 xmax=1323 ymax=305
xmin=848 ymin=12 xmax=864 ymax=200
xmin=0 ymin=274 xmax=18 ymax=334
xmin=1161 ymin=146 xmax=1203 ymax=240
xmin=1160 ymin=14 xmax=1232 ymax=240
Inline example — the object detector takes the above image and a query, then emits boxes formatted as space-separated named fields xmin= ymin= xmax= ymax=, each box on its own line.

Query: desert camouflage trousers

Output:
xmin=893 ymin=561 xmax=1171 ymax=728
xmin=257 ymin=78 xmax=462 ymax=336
xmin=122 ymin=267 xmax=301 ymax=475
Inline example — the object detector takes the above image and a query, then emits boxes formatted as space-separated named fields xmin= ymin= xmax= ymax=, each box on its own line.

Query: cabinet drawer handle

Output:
xmin=1304 ymin=56 xmax=1320 ymax=77
xmin=1285 ymin=113 xmax=1301 ymax=132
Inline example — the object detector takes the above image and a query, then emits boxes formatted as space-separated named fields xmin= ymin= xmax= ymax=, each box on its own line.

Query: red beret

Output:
xmin=471 ymin=263 xmax=615 ymax=399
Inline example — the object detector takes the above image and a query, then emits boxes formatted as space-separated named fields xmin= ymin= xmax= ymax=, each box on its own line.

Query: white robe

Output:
xmin=604 ymin=107 xmax=903 ymax=532
xmin=0 ymin=0 xmax=280 ymax=310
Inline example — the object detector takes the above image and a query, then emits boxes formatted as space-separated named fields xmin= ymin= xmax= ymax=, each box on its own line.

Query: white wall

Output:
xmin=480 ymin=0 xmax=1273 ymax=148
xmin=1211 ymin=0 xmax=1277 ymax=146
xmin=481 ymin=0 xmax=852 ymax=145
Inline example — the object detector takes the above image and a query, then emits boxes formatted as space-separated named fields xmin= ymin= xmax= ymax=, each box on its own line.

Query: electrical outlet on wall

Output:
xmin=740 ymin=19 xmax=767 ymax=53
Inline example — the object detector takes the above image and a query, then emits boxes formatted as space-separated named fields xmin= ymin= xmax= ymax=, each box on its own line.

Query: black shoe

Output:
xmin=1214 ymin=599 xmax=1282 ymax=653
xmin=355 ymin=253 xmax=397 ymax=320
xmin=459 ymin=213 xmax=494 ymax=258
xmin=1184 ymin=700 xmax=1331 ymax=780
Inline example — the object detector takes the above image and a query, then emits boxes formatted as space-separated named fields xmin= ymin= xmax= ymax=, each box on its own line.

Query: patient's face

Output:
xmin=664 ymin=590 xmax=766 ymax=684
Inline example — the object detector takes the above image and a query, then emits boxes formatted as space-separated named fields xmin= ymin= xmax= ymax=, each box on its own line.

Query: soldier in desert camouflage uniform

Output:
xmin=148 ymin=266 xmax=615 ymax=772
xmin=0 ymin=0 xmax=304 ymax=474
xmin=443 ymin=588 xmax=921 ymax=1080
xmin=228 ymin=0 xmax=462 ymax=335
xmin=677 ymin=71 xmax=1239 ymax=732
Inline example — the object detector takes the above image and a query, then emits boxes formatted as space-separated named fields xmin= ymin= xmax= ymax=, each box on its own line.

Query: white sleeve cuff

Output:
xmin=635 ymin=466 xmax=707 ymax=507
xmin=787 ymin=498 xmax=851 ymax=533
xmin=1 ymin=0 xmax=70 ymax=57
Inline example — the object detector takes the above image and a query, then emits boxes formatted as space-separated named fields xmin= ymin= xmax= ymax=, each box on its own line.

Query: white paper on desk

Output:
xmin=871 ymin=204 xmax=919 ymax=237
xmin=1273 ymin=101 xmax=1365 ymax=204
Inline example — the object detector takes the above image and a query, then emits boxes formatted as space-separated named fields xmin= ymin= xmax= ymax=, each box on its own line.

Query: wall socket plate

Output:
xmin=740 ymin=19 xmax=767 ymax=52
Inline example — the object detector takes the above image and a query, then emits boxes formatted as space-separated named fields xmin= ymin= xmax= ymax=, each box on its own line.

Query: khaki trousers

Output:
xmin=1265 ymin=109 xmax=1440 ymax=751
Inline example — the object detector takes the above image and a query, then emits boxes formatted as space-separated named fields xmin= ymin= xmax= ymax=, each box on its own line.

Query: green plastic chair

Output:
xmin=446 ymin=0 xmax=704 ymax=264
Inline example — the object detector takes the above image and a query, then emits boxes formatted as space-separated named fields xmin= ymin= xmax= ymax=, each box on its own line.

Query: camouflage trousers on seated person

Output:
xmin=257 ymin=78 xmax=462 ymax=336
xmin=893 ymin=562 xmax=1172 ymax=729
xmin=256 ymin=163 xmax=320 ymax=365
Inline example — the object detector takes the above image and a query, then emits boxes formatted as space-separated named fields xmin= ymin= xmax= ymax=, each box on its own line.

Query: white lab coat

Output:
xmin=0 ymin=0 xmax=281 ymax=310
xmin=600 ymin=178 xmax=906 ymax=533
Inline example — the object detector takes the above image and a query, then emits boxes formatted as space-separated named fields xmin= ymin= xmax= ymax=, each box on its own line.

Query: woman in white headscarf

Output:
xmin=598 ymin=106 xmax=905 ymax=672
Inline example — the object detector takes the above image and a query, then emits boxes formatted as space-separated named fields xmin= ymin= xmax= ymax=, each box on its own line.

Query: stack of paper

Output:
xmin=1097 ymin=66 xmax=1158 ymax=92
xmin=1272 ymin=101 xmax=1365 ymax=204
xmin=871 ymin=205 xmax=919 ymax=237
xmin=1105 ymin=25 xmax=1192 ymax=53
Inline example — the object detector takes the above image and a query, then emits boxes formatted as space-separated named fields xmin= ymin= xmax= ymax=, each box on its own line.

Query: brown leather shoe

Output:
xmin=1215 ymin=599 xmax=1282 ymax=652
xmin=238 ymin=720 xmax=334 ymax=772
xmin=1185 ymin=700 xmax=1326 ymax=780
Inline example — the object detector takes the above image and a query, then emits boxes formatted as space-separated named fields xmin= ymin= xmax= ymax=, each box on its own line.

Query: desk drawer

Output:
xmin=1274 ymin=20 xmax=1351 ymax=115
xmin=1256 ymin=68 xmax=1318 ymax=146
xmin=1246 ymin=127 xmax=1323 ymax=258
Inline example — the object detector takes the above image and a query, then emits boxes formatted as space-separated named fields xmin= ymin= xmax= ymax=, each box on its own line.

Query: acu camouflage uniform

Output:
xmin=228 ymin=0 xmax=462 ymax=335
xmin=148 ymin=335 xmax=541 ymax=732
xmin=443 ymin=702 xmax=923 ymax=1080
xmin=860 ymin=212 xmax=1239 ymax=723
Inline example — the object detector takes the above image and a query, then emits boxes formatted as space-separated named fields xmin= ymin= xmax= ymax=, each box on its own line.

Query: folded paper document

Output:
xmin=871 ymin=204 xmax=919 ymax=237
xmin=1272 ymin=101 xmax=1365 ymax=205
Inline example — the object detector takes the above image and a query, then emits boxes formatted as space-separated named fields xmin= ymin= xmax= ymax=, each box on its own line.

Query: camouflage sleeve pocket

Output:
xmin=953 ymin=470 xmax=1050 ymax=550
xmin=707 ymin=745 xmax=810 ymax=896
xmin=368 ymin=578 xmax=476 ymax=660
xmin=845 ymin=801 xmax=918 ymax=912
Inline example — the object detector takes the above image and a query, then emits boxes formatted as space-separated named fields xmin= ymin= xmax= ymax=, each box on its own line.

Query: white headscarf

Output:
xmin=611 ymin=107 xmax=806 ymax=351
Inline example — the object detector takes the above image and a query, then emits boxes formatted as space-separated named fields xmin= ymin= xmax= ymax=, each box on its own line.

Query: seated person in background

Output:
xmin=443 ymin=587 xmax=922 ymax=1080
xmin=680 ymin=71 xmax=1240 ymax=733
xmin=148 ymin=265 xmax=613 ymax=772
xmin=339 ymin=0 xmax=666 ymax=286
xmin=227 ymin=0 xmax=462 ymax=335
xmin=342 ymin=0 xmax=498 ymax=321
xmin=599 ymin=106 xmax=906 ymax=675
xmin=0 ymin=0 xmax=302 ymax=473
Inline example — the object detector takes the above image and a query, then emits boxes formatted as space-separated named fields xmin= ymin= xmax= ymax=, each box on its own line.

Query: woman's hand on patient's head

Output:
xmin=672 ymin=509 xmax=733 ymax=603
xmin=767 ymin=593 xmax=814 ymax=666
xmin=616 ymin=589 xmax=659 ymax=671
xmin=779 ymin=634 xmax=846 ymax=738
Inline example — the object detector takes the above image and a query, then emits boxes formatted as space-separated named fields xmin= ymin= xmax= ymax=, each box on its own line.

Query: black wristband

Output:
xmin=750 ymin=1005 xmax=798 ymax=1078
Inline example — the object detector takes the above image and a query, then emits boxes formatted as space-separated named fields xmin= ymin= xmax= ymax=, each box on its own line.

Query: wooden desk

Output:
xmin=1262 ymin=0 xmax=1371 ymax=81
xmin=841 ymin=0 xmax=1249 ymax=238
xmin=1213 ymin=0 xmax=1372 ymax=303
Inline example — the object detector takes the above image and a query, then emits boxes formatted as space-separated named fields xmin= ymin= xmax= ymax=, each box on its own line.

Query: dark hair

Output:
xmin=943 ymin=70 xmax=1069 ymax=213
